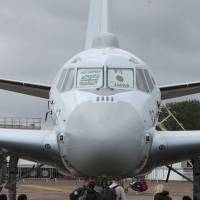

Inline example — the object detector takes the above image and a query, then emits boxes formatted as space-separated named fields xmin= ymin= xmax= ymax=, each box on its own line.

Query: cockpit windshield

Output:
xmin=77 ymin=68 xmax=103 ymax=89
xmin=107 ymin=68 xmax=134 ymax=89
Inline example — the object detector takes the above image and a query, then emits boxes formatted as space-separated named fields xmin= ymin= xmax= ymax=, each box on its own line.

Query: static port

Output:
xmin=60 ymin=135 xmax=64 ymax=141
xmin=146 ymin=135 xmax=150 ymax=142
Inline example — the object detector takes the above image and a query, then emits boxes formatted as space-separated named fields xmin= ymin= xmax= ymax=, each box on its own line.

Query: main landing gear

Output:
xmin=5 ymin=155 xmax=19 ymax=200
xmin=0 ymin=153 xmax=44 ymax=200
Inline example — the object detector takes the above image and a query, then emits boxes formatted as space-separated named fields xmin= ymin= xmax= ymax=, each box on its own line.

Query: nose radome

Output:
xmin=66 ymin=102 xmax=143 ymax=139
xmin=65 ymin=102 xmax=145 ymax=176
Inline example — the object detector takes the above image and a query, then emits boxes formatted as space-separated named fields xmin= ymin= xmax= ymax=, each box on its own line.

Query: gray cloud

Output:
xmin=113 ymin=0 xmax=200 ymax=84
xmin=0 ymin=0 xmax=200 ymax=119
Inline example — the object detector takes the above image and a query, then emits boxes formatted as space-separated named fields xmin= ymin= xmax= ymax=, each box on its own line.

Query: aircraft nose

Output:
xmin=65 ymin=101 xmax=145 ymax=176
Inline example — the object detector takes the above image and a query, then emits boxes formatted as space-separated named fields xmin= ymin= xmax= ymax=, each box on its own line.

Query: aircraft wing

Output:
xmin=160 ymin=81 xmax=200 ymax=100
xmin=0 ymin=129 xmax=66 ymax=173
xmin=0 ymin=79 xmax=51 ymax=99
xmin=143 ymin=131 xmax=200 ymax=172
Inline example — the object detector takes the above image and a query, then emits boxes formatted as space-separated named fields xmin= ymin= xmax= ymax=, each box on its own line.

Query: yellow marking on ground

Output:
xmin=20 ymin=184 xmax=74 ymax=193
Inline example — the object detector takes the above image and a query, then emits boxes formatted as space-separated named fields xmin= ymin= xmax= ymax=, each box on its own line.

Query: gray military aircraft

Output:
xmin=0 ymin=0 xmax=200 ymax=178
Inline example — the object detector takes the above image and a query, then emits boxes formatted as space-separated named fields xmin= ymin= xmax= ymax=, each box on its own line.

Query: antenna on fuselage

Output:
xmin=85 ymin=0 xmax=119 ymax=49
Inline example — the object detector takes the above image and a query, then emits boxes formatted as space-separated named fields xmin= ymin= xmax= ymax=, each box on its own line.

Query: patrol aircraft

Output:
xmin=0 ymin=0 xmax=200 ymax=178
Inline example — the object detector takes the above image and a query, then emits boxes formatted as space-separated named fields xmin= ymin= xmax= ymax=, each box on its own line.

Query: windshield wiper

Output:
xmin=107 ymin=86 xmax=114 ymax=90
xmin=96 ymin=86 xmax=102 ymax=91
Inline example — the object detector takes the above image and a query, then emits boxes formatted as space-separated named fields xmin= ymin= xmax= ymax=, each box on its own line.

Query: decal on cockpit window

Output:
xmin=77 ymin=68 xmax=103 ymax=89
xmin=108 ymin=68 xmax=134 ymax=89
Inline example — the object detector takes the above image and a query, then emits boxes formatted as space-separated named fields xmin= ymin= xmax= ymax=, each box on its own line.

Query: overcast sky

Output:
xmin=0 ymin=0 xmax=200 ymax=121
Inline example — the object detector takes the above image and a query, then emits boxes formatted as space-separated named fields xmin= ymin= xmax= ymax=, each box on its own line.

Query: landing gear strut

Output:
xmin=166 ymin=163 xmax=200 ymax=200
xmin=0 ymin=153 xmax=7 ymax=191
xmin=192 ymin=158 xmax=200 ymax=200
xmin=0 ymin=153 xmax=45 ymax=200
xmin=5 ymin=155 xmax=19 ymax=200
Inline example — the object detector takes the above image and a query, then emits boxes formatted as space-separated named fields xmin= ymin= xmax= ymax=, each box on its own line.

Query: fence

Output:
xmin=0 ymin=117 xmax=41 ymax=130
xmin=3 ymin=166 xmax=64 ymax=180
xmin=146 ymin=166 xmax=193 ymax=181
xmin=18 ymin=167 xmax=63 ymax=179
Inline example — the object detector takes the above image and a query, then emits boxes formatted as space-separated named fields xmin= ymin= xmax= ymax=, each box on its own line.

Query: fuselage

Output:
xmin=50 ymin=47 xmax=161 ymax=177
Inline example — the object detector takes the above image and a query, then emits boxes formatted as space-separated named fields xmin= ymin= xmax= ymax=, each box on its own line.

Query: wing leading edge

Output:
xmin=0 ymin=129 xmax=66 ymax=173
xmin=160 ymin=81 xmax=200 ymax=100
xmin=142 ymin=130 xmax=200 ymax=173
xmin=0 ymin=79 xmax=50 ymax=99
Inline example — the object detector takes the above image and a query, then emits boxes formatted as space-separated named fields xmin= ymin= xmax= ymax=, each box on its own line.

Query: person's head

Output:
xmin=87 ymin=180 xmax=96 ymax=189
xmin=155 ymin=184 xmax=164 ymax=194
xmin=0 ymin=194 xmax=7 ymax=200
xmin=17 ymin=194 xmax=27 ymax=200
xmin=183 ymin=196 xmax=192 ymax=200
xmin=83 ymin=177 xmax=90 ymax=186
xmin=112 ymin=177 xmax=120 ymax=184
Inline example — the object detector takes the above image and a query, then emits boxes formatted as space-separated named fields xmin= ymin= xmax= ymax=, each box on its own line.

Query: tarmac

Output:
xmin=1 ymin=179 xmax=193 ymax=200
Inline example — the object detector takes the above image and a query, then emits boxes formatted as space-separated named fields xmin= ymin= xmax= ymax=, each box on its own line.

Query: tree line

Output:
xmin=158 ymin=100 xmax=200 ymax=131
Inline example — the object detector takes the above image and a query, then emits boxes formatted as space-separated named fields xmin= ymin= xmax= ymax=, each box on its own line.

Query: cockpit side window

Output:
xmin=62 ymin=68 xmax=75 ymax=92
xmin=151 ymin=77 xmax=156 ymax=85
xmin=57 ymin=68 xmax=75 ymax=92
xmin=144 ymin=69 xmax=154 ymax=92
xmin=136 ymin=69 xmax=149 ymax=93
xmin=57 ymin=69 xmax=67 ymax=91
